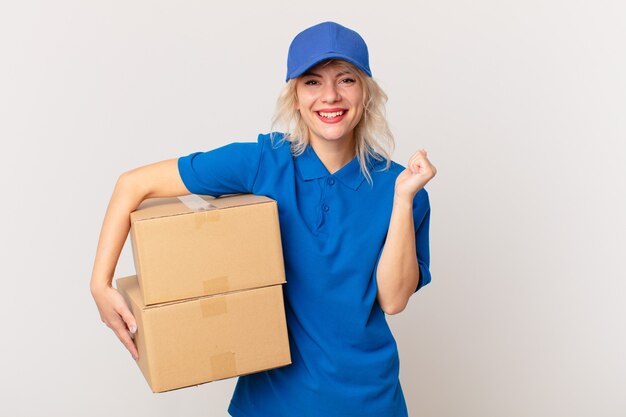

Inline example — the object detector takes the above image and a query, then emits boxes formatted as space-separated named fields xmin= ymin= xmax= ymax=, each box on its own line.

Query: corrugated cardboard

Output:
xmin=117 ymin=275 xmax=292 ymax=393
xmin=130 ymin=194 xmax=286 ymax=305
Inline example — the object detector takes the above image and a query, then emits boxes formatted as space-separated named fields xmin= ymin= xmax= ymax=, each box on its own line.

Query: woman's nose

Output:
xmin=321 ymin=83 xmax=341 ymax=103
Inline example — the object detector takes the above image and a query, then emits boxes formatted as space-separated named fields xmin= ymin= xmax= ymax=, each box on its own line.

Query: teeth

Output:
xmin=318 ymin=111 xmax=344 ymax=118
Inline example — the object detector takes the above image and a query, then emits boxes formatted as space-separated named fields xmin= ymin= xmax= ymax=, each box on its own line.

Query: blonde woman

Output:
xmin=91 ymin=21 xmax=437 ymax=417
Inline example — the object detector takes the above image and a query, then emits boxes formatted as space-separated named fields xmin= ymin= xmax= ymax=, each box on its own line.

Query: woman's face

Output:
xmin=295 ymin=61 xmax=364 ymax=147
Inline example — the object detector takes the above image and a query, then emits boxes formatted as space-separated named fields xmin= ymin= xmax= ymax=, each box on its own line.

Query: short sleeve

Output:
xmin=414 ymin=189 xmax=432 ymax=292
xmin=177 ymin=135 xmax=264 ymax=196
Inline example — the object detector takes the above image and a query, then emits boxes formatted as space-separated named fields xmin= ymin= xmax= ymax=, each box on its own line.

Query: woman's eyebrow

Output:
xmin=302 ymin=70 xmax=354 ymax=78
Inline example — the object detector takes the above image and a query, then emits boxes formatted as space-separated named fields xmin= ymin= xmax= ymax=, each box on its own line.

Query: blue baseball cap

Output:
xmin=286 ymin=21 xmax=372 ymax=82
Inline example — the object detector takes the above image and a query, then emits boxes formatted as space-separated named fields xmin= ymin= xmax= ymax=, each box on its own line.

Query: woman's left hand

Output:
xmin=394 ymin=149 xmax=437 ymax=202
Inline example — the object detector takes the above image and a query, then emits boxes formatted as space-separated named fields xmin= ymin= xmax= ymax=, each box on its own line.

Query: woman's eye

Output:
xmin=341 ymin=78 xmax=356 ymax=84
xmin=304 ymin=80 xmax=318 ymax=85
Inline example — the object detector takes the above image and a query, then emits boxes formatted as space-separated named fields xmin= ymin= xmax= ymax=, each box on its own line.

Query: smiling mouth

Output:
xmin=315 ymin=110 xmax=348 ymax=124
xmin=317 ymin=110 xmax=345 ymax=118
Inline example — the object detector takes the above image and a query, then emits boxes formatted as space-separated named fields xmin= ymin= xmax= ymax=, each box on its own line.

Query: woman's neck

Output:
xmin=309 ymin=135 xmax=356 ymax=174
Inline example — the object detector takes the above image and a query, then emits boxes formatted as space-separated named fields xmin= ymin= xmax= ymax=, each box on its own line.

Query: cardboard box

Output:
xmin=117 ymin=275 xmax=292 ymax=393
xmin=130 ymin=194 xmax=286 ymax=305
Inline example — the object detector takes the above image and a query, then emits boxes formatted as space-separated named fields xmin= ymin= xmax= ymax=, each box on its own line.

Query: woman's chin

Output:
xmin=311 ymin=129 xmax=354 ymax=143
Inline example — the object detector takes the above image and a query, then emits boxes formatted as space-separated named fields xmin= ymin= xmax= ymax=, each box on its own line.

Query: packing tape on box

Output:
xmin=210 ymin=351 xmax=237 ymax=378
xmin=178 ymin=194 xmax=216 ymax=212
xmin=200 ymin=296 xmax=228 ymax=318
xmin=203 ymin=276 xmax=230 ymax=294
xmin=177 ymin=195 xmax=221 ymax=227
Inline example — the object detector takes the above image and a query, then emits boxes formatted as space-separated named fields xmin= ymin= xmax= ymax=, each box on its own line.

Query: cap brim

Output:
xmin=286 ymin=53 xmax=372 ymax=81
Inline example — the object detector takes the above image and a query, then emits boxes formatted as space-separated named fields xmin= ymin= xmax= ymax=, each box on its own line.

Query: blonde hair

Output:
xmin=270 ymin=59 xmax=394 ymax=185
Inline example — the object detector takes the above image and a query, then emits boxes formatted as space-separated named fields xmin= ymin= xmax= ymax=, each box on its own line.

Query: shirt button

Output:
xmin=327 ymin=178 xmax=336 ymax=186
xmin=322 ymin=204 xmax=330 ymax=212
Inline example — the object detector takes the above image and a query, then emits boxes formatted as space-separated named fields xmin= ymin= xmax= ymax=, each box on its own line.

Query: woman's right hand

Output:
xmin=92 ymin=285 xmax=139 ymax=360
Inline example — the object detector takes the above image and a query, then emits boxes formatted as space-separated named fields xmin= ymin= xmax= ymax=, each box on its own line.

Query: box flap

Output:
xmin=130 ymin=194 xmax=274 ymax=222
xmin=115 ymin=275 xmax=287 ymax=310
xmin=116 ymin=275 xmax=145 ymax=308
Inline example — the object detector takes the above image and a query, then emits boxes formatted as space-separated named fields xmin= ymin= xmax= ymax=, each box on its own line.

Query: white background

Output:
xmin=1 ymin=1 xmax=625 ymax=416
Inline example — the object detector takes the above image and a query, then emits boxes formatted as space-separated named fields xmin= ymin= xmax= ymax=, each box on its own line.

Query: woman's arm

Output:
xmin=375 ymin=197 xmax=420 ymax=315
xmin=90 ymin=158 xmax=190 ymax=359
xmin=376 ymin=149 xmax=436 ymax=315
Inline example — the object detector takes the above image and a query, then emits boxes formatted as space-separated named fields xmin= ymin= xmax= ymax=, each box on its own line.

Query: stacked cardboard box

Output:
xmin=116 ymin=194 xmax=291 ymax=392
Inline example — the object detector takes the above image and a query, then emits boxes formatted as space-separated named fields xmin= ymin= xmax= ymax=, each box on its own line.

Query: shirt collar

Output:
xmin=295 ymin=144 xmax=368 ymax=191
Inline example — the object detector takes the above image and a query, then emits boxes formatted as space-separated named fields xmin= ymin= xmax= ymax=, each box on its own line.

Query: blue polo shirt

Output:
xmin=178 ymin=132 xmax=431 ymax=417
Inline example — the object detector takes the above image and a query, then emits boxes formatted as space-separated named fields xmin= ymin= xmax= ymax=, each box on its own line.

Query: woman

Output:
xmin=91 ymin=21 xmax=436 ymax=417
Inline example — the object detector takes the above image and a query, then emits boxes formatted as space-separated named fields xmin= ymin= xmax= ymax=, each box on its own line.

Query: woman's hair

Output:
xmin=270 ymin=59 xmax=394 ymax=185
